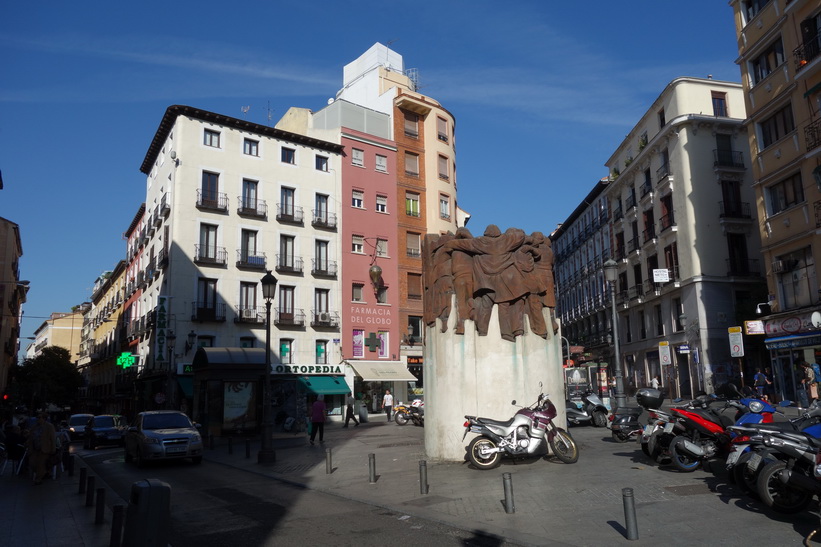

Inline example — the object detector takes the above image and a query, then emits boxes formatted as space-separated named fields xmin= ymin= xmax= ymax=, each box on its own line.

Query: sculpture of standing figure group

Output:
xmin=423 ymin=225 xmax=556 ymax=342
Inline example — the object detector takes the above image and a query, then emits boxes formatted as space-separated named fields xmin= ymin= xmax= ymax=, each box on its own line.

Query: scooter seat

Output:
xmin=615 ymin=407 xmax=643 ymax=417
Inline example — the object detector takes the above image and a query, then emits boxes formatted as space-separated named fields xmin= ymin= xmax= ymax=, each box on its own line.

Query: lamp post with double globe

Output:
xmin=257 ymin=270 xmax=278 ymax=464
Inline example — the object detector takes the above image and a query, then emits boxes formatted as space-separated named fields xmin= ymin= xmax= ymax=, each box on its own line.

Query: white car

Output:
xmin=124 ymin=410 xmax=203 ymax=466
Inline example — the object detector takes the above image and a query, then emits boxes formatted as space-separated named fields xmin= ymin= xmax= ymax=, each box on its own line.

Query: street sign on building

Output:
xmin=652 ymin=269 xmax=670 ymax=283
xmin=729 ymin=326 xmax=744 ymax=357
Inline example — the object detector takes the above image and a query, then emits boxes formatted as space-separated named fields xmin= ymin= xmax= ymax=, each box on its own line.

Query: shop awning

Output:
xmin=764 ymin=333 xmax=821 ymax=349
xmin=177 ymin=377 xmax=194 ymax=398
xmin=298 ymin=375 xmax=351 ymax=395
xmin=348 ymin=361 xmax=418 ymax=381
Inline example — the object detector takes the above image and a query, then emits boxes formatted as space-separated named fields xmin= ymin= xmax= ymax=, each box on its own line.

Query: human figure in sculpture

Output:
xmin=423 ymin=232 xmax=455 ymax=332
xmin=444 ymin=225 xmax=529 ymax=341
xmin=451 ymin=227 xmax=474 ymax=334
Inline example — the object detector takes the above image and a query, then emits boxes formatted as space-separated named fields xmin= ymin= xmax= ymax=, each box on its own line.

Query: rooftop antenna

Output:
xmin=266 ymin=101 xmax=274 ymax=126
xmin=241 ymin=105 xmax=250 ymax=118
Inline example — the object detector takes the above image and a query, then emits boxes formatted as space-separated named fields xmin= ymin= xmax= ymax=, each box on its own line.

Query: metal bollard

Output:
xmin=79 ymin=467 xmax=87 ymax=494
xmin=368 ymin=453 xmax=376 ymax=483
xmin=95 ymin=488 xmax=106 ymax=524
xmin=110 ymin=504 xmax=124 ymax=547
xmin=246 ymin=439 xmax=251 ymax=459
xmin=86 ymin=475 xmax=96 ymax=507
xmin=68 ymin=454 xmax=75 ymax=476
xmin=502 ymin=473 xmax=515 ymax=514
xmin=228 ymin=437 xmax=233 ymax=455
xmin=419 ymin=460 xmax=429 ymax=495
xmin=622 ymin=487 xmax=639 ymax=540
xmin=325 ymin=448 xmax=333 ymax=474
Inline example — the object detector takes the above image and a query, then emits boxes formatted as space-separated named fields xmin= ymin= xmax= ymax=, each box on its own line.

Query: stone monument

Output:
xmin=423 ymin=225 xmax=565 ymax=461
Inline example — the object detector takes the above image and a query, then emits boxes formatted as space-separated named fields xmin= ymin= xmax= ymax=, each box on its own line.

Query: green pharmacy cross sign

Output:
xmin=117 ymin=352 xmax=136 ymax=369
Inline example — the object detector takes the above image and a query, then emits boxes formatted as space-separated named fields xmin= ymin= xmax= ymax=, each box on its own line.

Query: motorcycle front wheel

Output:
xmin=669 ymin=436 xmax=701 ymax=472
xmin=756 ymin=460 xmax=812 ymax=514
xmin=467 ymin=436 xmax=502 ymax=470
xmin=394 ymin=411 xmax=409 ymax=426
xmin=592 ymin=411 xmax=608 ymax=428
xmin=549 ymin=428 xmax=579 ymax=464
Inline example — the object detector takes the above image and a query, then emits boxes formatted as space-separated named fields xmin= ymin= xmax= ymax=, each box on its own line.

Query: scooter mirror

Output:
xmin=511 ymin=400 xmax=517 ymax=405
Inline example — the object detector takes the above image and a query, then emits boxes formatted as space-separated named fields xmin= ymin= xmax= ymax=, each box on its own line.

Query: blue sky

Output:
xmin=0 ymin=1 xmax=742 ymax=354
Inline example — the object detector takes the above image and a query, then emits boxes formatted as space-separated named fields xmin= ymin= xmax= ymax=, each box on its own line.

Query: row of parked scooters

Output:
xmin=609 ymin=386 xmax=821 ymax=514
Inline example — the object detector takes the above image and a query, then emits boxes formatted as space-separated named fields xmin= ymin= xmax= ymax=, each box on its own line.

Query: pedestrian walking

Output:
xmin=650 ymin=376 xmax=660 ymax=390
xmin=25 ymin=412 xmax=57 ymax=485
xmin=382 ymin=389 xmax=394 ymax=422
xmin=796 ymin=362 xmax=811 ymax=408
xmin=309 ymin=395 xmax=327 ymax=445
xmin=753 ymin=368 xmax=771 ymax=398
xmin=343 ymin=392 xmax=359 ymax=427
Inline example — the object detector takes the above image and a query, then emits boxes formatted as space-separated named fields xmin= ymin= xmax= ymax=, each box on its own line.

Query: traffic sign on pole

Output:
xmin=659 ymin=341 xmax=671 ymax=366
xmin=729 ymin=326 xmax=744 ymax=357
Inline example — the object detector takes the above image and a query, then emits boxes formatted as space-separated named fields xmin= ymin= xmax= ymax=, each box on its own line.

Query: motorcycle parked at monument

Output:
xmin=462 ymin=385 xmax=579 ymax=470
xmin=393 ymin=402 xmax=412 ymax=425
xmin=409 ymin=399 xmax=424 ymax=427
xmin=566 ymin=392 xmax=609 ymax=428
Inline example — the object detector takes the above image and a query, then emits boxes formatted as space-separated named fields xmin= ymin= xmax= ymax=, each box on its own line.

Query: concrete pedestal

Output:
xmin=424 ymin=303 xmax=565 ymax=461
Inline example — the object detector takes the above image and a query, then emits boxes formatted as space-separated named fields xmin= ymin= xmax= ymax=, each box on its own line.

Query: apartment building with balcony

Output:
xmin=126 ymin=105 xmax=346 ymax=432
xmin=77 ymin=262 xmax=127 ymax=414
xmin=555 ymin=77 xmax=764 ymax=399
xmin=730 ymin=0 xmax=821 ymax=400
xmin=0 ymin=216 xmax=25 ymax=394
xmin=334 ymin=44 xmax=466 ymax=385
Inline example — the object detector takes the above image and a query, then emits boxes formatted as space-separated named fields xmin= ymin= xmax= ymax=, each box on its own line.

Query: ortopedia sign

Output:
xmin=729 ymin=326 xmax=744 ymax=357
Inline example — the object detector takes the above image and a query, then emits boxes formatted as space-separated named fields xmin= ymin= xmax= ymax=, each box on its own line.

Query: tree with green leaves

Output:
xmin=14 ymin=346 xmax=83 ymax=411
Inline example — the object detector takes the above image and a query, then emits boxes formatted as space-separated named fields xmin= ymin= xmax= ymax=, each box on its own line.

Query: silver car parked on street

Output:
xmin=124 ymin=410 xmax=203 ymax=466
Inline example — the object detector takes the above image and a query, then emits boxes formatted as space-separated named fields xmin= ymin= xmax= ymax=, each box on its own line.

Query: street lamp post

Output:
xmin=258 ymin=270 xmax=278 ymax=464
xmin=603 ymin=259 xmax=627 ymax=410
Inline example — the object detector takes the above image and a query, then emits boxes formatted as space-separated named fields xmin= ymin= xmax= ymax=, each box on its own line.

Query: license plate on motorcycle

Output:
xmin=725 ymin=446 xmax=745 ymax=467
xmin=663 ymin=422 xmax=674 ymax=434
xmin=747 ymin=452 xmax=762 ymax=472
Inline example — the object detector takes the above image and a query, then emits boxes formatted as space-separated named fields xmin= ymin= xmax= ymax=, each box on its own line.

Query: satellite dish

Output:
xmin=327 ymin=98 xmax=334 ymax=105
xmin=812 ymin=311 xmax=821 ymax=329
xmin=170 ymin=150 xmax=177 ymax=160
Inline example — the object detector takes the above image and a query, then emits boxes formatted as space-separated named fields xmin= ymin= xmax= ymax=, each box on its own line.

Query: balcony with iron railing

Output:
xmin=613 ymin=206 xmax=623 ymax=221
xmin=642 ymin=225 xmax=657 ymax=244
xmin=311 ymin=259 xmax=337 ymax=277
xmin=656 ymin=162 xmax=672 ymax=184
xmin=713 ymin=149 xmax=745 ymax=169
xmin=276 ymin=204 xmax=304 ymax=224
xmin=719 ymin=201 xmax=752 ymax=219
xmin=191 ymin=302 xmax=226 ymax=322
xmin=194 ymin=245 xmax=228 ymax=266
xmin=640 ymin=180 xmax=653 ymax=199
xmin=659 ymin=212 xmax=675 ymax=232
xmin=236 ymin=250 xmax=267 ymax=270
xmin=794 ymin=30 xmax=820 ymax=73
xmin=157 ymin=247 xmax=168 ymax=268
xmin=625 ymin=193 xmax=637 ymax=211
xmin=805 ymin=117 xmax=821 ymax=152
xmin=628 ymin=284 xmax=644 ymax=301
xmin=197 ymin=190 xmax=229 ymax=212
xmin=160 ymin=193 xmax=170 ymax=218
xmin=234 ymin=305 xmax=266 ymax=324
xmin=275 ymin=308 xmax=306 ymax=327
xmin=312 ymin=210 xmax=337 ymax=230
xmin=276 ymin=254 xmax=303 ymax=274
xmin=726 ymin=258 xmax=761 ymax=277
xmin=311 ymin=310 xmax=340 ymax=328
xmin=406 ymin=247 xmax=421 ymax=258
xmin=627 ymin=236 xmax=640 ymax=253
xmin=237 ymin=197 xmax=268 ymax=219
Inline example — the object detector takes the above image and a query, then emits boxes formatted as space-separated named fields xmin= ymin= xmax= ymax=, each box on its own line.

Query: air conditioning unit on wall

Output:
xmin=242 ymin=309 xmax=257 ymax=320
xmin=318 ymin=312 xmax=331 ymax=323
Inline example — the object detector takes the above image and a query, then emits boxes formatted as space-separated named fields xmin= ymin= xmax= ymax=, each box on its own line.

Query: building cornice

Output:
xmin=140 ymin=105 xmax=344 ymax=174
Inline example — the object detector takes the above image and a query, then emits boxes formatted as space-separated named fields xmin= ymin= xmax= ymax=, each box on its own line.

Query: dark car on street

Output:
xmin=67 ymin=413 xmax=94 ymax=442
xmin=84 ymin=415 xmax=127 ymax=449
xmin=124 ymin=410 xmax=203 ymax=466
